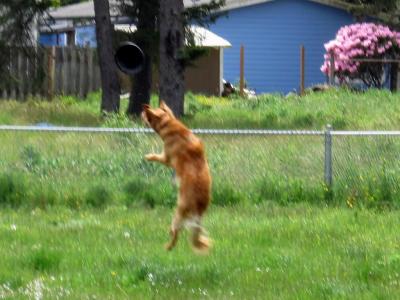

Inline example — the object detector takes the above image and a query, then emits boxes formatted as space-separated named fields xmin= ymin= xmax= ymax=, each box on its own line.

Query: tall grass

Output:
xmin=1 ymin=88 xmax=400 ymax=129
xmin=185 ymin=89 xmax=400 ymax=130
xmin=0 ymin=88 xmax=400 ymax=209
xmin=0 ymin=129 xmax=399 ymax=210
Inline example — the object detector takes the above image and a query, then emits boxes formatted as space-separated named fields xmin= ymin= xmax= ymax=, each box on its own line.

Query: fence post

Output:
xmin=300 ymin=45 xmax=305 ymax=95
xmin=47 ymin=46 xmax=56 ymax=100
xmin=240 ymin=45 xmax=245 ymax=97
xmin=324 ymin=124 xmax=333 ymax=189
xmin=329 ymin=54 xmax=335 ymax=86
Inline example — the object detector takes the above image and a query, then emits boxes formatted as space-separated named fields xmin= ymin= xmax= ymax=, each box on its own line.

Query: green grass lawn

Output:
xmin=1 ymin=204 xmax=399 ymax=299
xmin=1 ymin=89 xmax=400 ymax=298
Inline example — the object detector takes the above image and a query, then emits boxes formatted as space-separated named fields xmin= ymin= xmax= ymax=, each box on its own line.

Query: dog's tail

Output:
xmin=186 ymin=216 xmax=211 ymax=254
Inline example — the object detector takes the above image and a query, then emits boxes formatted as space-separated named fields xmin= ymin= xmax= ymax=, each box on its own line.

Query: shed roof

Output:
xmin=115 ymin=24 xmax=231 ymax=48
xmin=49 ymin=0 xmax=353 ymax=20
xmin=49 ymin=0 xmax=120 ymax=19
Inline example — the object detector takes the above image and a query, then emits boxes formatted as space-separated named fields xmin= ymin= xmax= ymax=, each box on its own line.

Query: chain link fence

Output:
xmin=0 ymin=125 xmax=399 ymax=208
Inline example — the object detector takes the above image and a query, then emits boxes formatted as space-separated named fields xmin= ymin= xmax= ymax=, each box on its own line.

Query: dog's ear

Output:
xmin=145 ymin=107 xmax=163 ymax=119
xmin=159 ymin=100 xmax=175 ymax=118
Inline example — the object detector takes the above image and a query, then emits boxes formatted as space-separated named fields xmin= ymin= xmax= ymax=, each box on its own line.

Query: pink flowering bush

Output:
xmin=321 ymin=23 xmax=400 ymax=88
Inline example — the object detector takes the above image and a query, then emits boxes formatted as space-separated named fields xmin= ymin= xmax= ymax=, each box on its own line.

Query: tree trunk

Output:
xmin=126 ymin=1 xmax=157 ymax=116
xmin=159 ymin=0 xmax=185 ymax=117
xmin=390 ymin=62 xmax=398 ymax=92
xmin=127 ymin=54 xmax=152 ymax=115
xmin=93 ymin=0 xmax=120 ymax=113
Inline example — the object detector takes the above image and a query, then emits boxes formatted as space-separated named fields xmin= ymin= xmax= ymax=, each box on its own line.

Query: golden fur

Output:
xmin=141 ymin=101 xmax=212 ymax=253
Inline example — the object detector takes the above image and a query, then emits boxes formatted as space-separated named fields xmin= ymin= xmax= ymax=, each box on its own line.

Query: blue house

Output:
xmin=204 ymin=0 xmax=356 ymax=94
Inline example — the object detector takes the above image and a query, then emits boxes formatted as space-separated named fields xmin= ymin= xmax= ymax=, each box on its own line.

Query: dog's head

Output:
xmin=141 ymin=101 xmax=175 ymax=130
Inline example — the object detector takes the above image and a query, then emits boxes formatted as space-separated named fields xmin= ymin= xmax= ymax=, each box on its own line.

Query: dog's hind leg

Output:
xmin=189 ymin=216 xmax=211 ymax=254
xmin=165 ymin=208 xmax=184 ymax=251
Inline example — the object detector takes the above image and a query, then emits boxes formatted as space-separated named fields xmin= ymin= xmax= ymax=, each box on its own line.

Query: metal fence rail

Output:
xmin=0 ymin=125 xmax=399 ymax=205
xmin=0 ymin=125 xmax=324 ymax=136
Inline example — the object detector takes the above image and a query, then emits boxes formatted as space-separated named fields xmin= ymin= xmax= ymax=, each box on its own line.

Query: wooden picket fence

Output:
xmin=0 ymin=46 xmax=102 ymax=100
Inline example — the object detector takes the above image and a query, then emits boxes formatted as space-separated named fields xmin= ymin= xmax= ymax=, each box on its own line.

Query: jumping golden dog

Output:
xmin=141 ymin=101 xmax=211 ymax=253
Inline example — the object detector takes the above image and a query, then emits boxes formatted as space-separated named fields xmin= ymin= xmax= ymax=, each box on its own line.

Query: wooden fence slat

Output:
xmin=61 ymin=47 xmax=68 ymax=95
xmin=71 ymin=47 xmax=77 ymax=96
xmin=65 ymin=47 xmax=72 ymax=95
xmin=87 ymin=48 xmax=94 ymax=94
xmin=47 ymin=46 xmax=56 ymax=100
xmin=10 ymin=48 xmax=17 ymax=100
xmin=26 ymin=55 xmax=32 ymax=98
xmin=55 ymin=47 xmax=62 ymax=94
xmin=1 ymin=45 xmax=102 ymax=101
xmin=2 ymin=47 xmax=10 ymax=99
xmin=79 ymin=48 xmax=85 ymax=98
xmin=17 ymin=51 xmax=24 ymax=100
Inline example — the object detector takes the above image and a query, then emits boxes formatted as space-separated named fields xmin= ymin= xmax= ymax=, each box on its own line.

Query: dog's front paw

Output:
xmin=145 ymin=153 xmax=157 ymax=161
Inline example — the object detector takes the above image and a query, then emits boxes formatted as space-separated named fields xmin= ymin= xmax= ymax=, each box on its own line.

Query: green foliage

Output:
xmin=21 ymin=145 xmax=42 ymax=172
xmin=28 ymin=248 xmax=62 ymax=272
xmin=343 ymin=0 xmax=398 ymax=15
xmin=0 ymin=173 xmax=27 ymax=208
xmin=342 ymin=0 xmax=400 ymax=27
xmin=85 ymin=185 xmax=113 ymax=208
xmin=212 ymin=184 xmax=243 ymax=206
xmin=256 ymin=176 xmax=326 ymax=205
xmin=184 ymin=92 xmax=212 ymax=117
xmin=124 ymin=178 xmax=176 ymax=208
xmin=59 ymin=0 xmax=86 ymax=6
xmin=30 ymin=186 xmax=58 ymax=209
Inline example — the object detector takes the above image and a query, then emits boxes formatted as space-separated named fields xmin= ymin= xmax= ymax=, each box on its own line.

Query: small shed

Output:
xmin=115 ymin=24 xmax=231 ymax=96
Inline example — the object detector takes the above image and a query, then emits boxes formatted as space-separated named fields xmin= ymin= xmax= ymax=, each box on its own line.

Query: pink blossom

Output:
xmin=321 ymin=23 xmax=400 ymax=76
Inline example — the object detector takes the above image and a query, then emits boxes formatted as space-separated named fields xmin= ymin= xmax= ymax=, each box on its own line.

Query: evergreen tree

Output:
xmin=119 ymin=0 xmax=159 ymax=116
xmin=117 ymin=0 xmax=225 ymax=117
xmin=343 ymin=0 xmax=400 ymax=26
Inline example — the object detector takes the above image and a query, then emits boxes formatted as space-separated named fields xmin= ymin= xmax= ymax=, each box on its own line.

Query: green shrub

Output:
xmin=124 ymin=178 xmax=175 ymax=208
xmin=28 ymin=249 xmax=61 ymax=272
xmin=184 ymin=92 xmax=212 ymax=117
xmin=0 ymin=173 xmax=27 ymax=207
xmin=212 ymin=184 xmax=243 ymax=206
xmin=257 ymin=176 xmax=325 ymax=205
xmin=85 ymin=185 xmax=113 ymax=208
xmin=21 ymin=145 xmax=42 ymax=172
xmin=30 ymin=186 xmax=57 ymax=209
xmin=65 ymin=191 xmax=85 ymax=210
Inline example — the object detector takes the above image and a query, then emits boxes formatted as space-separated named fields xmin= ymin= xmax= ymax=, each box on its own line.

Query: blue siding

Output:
xmin=39 ymin=26 xmax=97 ymax=48
xmin=75 ymin=26 xmax=97 ymax=47
xmin=209 ymin=0 xmax=354 ymax=94
xmin=39 ymin=33 xmax=67 ymax=46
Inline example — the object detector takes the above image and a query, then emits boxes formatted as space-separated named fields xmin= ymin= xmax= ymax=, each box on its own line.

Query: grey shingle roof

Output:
xmin=49 ymin=0 xmax=120 ymax=19
xmin=49 ymin=0 xmax=352 ymax=20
